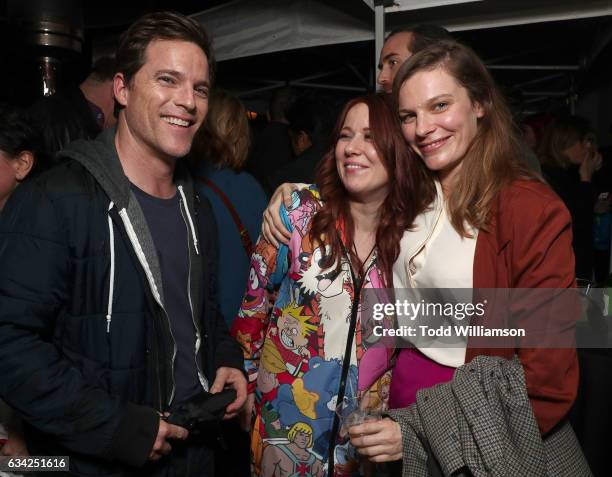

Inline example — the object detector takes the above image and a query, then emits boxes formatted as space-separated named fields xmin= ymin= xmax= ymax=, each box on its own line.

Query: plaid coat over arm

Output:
xmin=387 ymin=356 xmax=591 ymax=477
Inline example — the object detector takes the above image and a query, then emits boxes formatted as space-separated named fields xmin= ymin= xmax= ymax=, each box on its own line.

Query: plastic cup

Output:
xmin=336 ymin=397 xmax=382 ymax=435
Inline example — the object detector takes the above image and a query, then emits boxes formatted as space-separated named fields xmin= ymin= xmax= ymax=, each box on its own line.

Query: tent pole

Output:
xmin=374 ymin=2 xmax=385 ymax=90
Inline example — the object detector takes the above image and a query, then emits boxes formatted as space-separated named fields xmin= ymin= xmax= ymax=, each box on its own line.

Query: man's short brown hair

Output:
xmin=115 ymin=11 xmax=215 ymax=86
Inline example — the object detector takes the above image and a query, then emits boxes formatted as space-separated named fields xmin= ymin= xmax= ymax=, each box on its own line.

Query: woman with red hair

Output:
xmin=231 ymin=93 xmax=432 ymax=476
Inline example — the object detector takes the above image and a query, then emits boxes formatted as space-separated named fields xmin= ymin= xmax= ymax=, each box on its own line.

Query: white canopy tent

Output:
xmin=192 ymin=0 xmax=612 ymax=129
xmin=368 ymin=0 xmax=612 ymax=68
xmin=191 ymin=0 xmax=374 ymax=62
xmin=193 ymin=0 xmax=612 ymax=71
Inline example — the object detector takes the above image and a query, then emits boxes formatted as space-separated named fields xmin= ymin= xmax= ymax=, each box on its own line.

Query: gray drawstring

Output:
xmin=106 ymin=201 xmax=116 ymax=333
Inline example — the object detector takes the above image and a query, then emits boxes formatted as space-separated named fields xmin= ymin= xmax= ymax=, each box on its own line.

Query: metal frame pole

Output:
xmin=374 ymin=2 xmax=385 ymax=86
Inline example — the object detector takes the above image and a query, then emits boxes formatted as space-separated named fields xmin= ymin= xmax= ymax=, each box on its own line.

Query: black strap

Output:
xmin=327 ymin=237 xmax=374 ymax=475
xmin=350 ymin=240 xmax=376 ymax=281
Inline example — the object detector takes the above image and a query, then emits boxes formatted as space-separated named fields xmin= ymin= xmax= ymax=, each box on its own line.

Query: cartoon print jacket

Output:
xmin=231 ymin=187 xmax=393 ymax=477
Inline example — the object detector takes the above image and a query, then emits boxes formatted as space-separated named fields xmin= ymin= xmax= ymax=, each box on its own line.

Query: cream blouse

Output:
xmin=393 ymin=181 xmax=478 ymax=367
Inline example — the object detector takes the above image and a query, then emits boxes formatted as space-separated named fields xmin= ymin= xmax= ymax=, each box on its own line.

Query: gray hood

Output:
xmin=56 ymin=126 xmax=200 ymax=312
xmin=58 ymin=127 xmax=197 ymax=211
xmin=58 ymin=127 xmax=131 ymax=210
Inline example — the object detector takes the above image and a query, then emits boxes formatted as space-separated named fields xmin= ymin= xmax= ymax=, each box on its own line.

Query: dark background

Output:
xmin=1 ymin=0 xmax=611 ymax=142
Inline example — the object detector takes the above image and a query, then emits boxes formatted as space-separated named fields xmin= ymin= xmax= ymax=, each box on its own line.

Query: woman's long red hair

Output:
xmin=310 ymin=93 xmax=434 ymax=287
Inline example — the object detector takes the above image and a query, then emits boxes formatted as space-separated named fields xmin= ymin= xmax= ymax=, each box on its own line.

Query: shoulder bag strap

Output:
xmin=196 ymin=176 xmax=255 ymax=257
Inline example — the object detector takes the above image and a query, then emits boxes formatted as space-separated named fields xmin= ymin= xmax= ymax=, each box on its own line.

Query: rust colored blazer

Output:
xmin=466 ymin=180 xmax=579 ymax=435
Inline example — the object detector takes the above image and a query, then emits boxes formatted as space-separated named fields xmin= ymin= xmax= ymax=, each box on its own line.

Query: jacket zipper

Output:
xmin=117 ymin=208 xmax=177 ymax=409
xmin=326 ymin=248 xmax=375 ymax=477
xmin=179 ymin=198 xmax=208 ymax=391
xmin=112 ymin=208 xmax=164 ymax=410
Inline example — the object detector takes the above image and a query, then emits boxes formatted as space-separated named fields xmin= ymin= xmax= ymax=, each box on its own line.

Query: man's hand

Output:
xmin=148 ymin=419 xmax=188 ymax=461
xmin=262 ymin=183 xmax=305 ymax=247
xmin=348 ymin=418 xmax=403 ymax=463
xmin=210 ymin=367 xmax=247 ymax=419
xmin=240 ymin=393 xmax=255 ymax=431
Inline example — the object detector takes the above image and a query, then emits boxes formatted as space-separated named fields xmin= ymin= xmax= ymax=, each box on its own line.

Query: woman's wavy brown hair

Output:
xmin=193 ymin=90 xmax=251 ymax=170
xmin=309 ymin=93 xmax=435 ymax=287
xmin=393 ymin=40 xmax=537 ymax=236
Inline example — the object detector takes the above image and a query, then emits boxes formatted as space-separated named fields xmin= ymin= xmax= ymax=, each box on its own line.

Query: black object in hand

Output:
xmin=166 ymin=389 xmax=237 ymax=432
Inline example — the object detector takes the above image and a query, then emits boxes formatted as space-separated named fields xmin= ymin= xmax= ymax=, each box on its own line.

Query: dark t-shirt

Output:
xmin=132 ymin=184 xmax=202 ymax=406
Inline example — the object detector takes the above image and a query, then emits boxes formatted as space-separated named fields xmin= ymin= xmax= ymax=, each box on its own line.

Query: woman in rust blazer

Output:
xmin=346 ymin=40 xmax=579 ymax=464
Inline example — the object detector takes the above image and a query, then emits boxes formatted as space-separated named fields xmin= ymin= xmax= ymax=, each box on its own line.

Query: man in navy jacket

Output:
xmin=0 ymin=12 xmax=246 ymax=477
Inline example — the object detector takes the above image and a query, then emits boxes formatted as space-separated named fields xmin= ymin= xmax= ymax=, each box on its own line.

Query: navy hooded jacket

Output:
xmin=0 ymin=128 xmax=243 ymax=476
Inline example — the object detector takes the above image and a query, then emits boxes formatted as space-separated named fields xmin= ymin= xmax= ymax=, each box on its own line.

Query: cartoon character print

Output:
xmin=272 ymin=357 xmax=358 ymax=459
xmin=257 ymin=366 xmax=279 ymax=401
xmin=261 ymin=302 xmax=317 ymax=378
xmin=234 ymin=187 xmax=393 ymax=476
xmin=286 ymin=189 xmax=321 ymax=237
xmin=333 ymin=441 xmax=360 ymax=477
xmin=261 ymin=422 xmax=325 ymax=477
xmin=236 ymin=329 xmax=261 ymax=381
xmin=297 ymin=246 xmax=352 ymax=361
xmin=240 ymin=239 xmax=279 ymax=317
xmin=294 ymin=233 xmax=316 ymax=276
xmin=358 ymin=371 xmax=391 ymax=413
xmin=235 ymin=329 xmax=252 ymax=353
xmin=261 ymin=402 xmax=288 ymax=439
xmin=241 ymin=253 xmax=268 ymax=316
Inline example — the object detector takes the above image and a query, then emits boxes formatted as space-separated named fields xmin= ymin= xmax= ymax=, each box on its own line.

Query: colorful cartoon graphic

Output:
xmin=261 ymin=422 xmax=324 ymax=477
xmin=241 ymin=253 xmax=269 ymax=315
xmin=261 ymin=403 xmax=288 ymax=439
xmin=262 ymin=303 xmax=317 ymax=376
xmin=298 ymin=252 xmax=352 ymax=361
xmin=359 ymin=372 xmax=391 ymax=412
xmin=274 ymin=357 xmax=358 ymax=458
xmin=257 ymin=366 xmax=279 ymax=394
xmin=286 ymin=190 xmax=320 ymax=236
xmin=230 ymin=188 xmax=393 ymax=477
xmin=333 ymin=441 xmax=360 ymax=477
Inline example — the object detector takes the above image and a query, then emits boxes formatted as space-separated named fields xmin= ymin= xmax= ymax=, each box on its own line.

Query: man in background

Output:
xmin=248 ymin=87 xmax=295 ymax=194
xmin=269 ymin=93 xmax=335 ymax=191
xmin=377 ymin=24 xmax=452 ymax=93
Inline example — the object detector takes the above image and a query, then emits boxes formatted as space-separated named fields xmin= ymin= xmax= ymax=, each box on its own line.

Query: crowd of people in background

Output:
xmin=0 ymin=8 xmax=610 ymax=477
xmin=2 ymin=40 xmax=610 ymax=292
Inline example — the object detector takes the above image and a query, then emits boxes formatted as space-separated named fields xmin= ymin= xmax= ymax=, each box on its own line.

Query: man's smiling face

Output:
xmin=116 ymin=39 xmax=210 ymax=161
